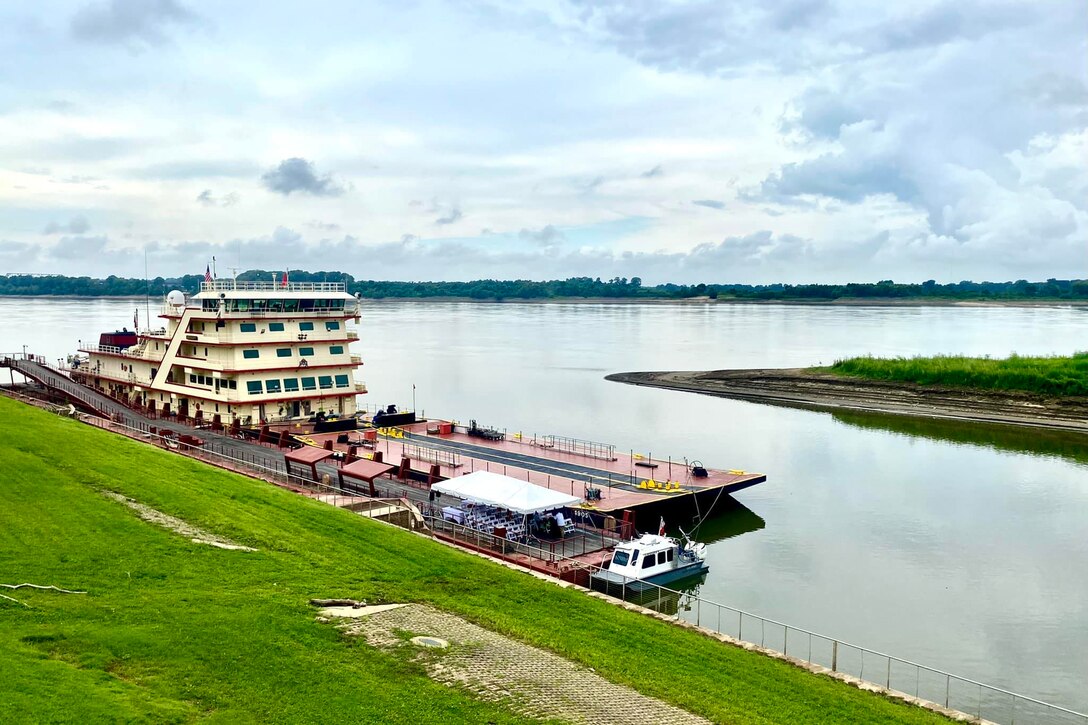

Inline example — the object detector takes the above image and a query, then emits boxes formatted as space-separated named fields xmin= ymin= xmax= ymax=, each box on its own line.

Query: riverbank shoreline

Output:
xmin=607 ymin=369 xmax=1088 ymax=433
xmin=3 ymin=293 xmax=1087 ymax=308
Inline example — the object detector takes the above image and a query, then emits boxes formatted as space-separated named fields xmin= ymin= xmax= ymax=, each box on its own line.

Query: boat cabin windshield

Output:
xmin=612 ymin=551 xmax=630 ymax=566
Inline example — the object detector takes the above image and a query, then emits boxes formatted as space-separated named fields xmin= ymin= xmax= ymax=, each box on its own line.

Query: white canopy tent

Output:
xmin=432 ymin=471 xmax=581 ymax=515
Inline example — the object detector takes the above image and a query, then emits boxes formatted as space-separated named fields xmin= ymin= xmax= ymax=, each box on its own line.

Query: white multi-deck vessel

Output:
xmin=72 ymin=279 xmax=366 ymax=425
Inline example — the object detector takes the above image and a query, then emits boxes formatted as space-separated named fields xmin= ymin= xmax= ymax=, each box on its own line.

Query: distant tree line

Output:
xmin=1 ymin=271 xmax=1087 ymax=302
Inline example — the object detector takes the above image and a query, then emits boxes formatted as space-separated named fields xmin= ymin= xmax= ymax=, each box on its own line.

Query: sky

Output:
xmin=0 ymin=0 xmax=1085 ymax=284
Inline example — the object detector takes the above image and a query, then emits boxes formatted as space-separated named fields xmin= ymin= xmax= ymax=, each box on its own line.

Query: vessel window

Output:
xmin=334 ymin=374 xmax=350 ymax=388
xmin=318 ymin=375 xmax=333 ymax=389
xmin=251 ymin=300 xmax=267 ymax=312
xmin=301 ymin=376 xmax=316 ymax=391
xmin=283 ymin=300 xmax=299 ymax=312
xmin=611 ymin=551 xmax=630 ymax=567
xmin=658 ymin=551 xmax=668 ymax=565
xmin=243 ymin=349 xmax=260 ymax=359
xmin=630 ymin=550 xmax=639 ymax=565
xmin=276 ymin=348 xmax=292 ymax=358
xmin=189 ymin=374 xmax=196 ymax=383
xmin=265 ymin=379 xmax=282 ymax=393
xmin=667 ymin=549 xmax=674 ymax=562
xmin=240 ymin=323 xmax=257 ymax=333
xmin=325 ymin=321 xmax=340 ymax=331
xmin=329 ymin=345 xmax=344 ymax=355
xmin=299 ymin=322 xmax=314 ymax=331
xmin=283 ymin=378 xmax=299 ymax=392
xmin=269 ymin=322 xmax=285 ymax=332
xmin=642 ymin=555 xmax=656 ymax=570
xmin=246 ymin=381 xmax=263 ymax=394
xmin=228 ymin=380 xmax=237 ymax=389
xmin=299 ymin=347 xmax=314 ymax=357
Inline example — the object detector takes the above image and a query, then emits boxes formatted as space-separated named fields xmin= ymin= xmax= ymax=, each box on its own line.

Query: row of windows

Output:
xmin=189 ymin=374 xmax=238 ymax=390
xmin=246 ymin=374 xmax=352 ymax=395
xmin=238 ymin=321 xmax=340 ymax=333
xmin=241 ymin=345 xmax=345 ymax=360
xmin=201 ymin=299 xmax=348 ymax=313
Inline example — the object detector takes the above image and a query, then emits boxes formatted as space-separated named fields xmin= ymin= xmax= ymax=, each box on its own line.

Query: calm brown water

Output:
xmin=3 ymin=297 xmax=1086 ymax=714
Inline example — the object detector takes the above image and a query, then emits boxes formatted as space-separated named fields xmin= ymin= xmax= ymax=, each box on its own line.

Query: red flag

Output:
xmin=281 ymin=270 xmax=289 ymax=288
xmin=204 ymin=265 xmax=212 ymax=283
xmin=658 ymin=516 xmax=666 ymax=536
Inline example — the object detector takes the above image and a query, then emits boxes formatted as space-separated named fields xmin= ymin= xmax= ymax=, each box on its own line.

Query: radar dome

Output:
xmin=166 ymin=290 xmax=186 ymax=307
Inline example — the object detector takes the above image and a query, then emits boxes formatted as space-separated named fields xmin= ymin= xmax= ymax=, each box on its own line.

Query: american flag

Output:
xmin=204 ymin=265 xmax=212 ymax=283
xmin=281 ymin=270 xmax=289 ymax=288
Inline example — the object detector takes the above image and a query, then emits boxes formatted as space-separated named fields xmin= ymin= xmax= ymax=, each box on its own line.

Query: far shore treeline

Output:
xmin=1 ymin=271 xmax=1087 ymax=301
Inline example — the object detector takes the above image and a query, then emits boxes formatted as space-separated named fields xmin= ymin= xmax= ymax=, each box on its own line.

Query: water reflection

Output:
xmin=829 ymin=409 xmax=1088 ymax=468
xmin=595 ymin=573 xmax=709 ymax=616
xmin=688 ymin=500 xmax=766 ymax=544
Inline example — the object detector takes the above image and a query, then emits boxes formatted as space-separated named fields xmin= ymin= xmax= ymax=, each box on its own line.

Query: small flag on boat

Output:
xmin=659 ymin=516 xmax=666 ymax=536
xmin=281 ymin=270 xmax=289 ymax=288
xmin=204 ymin=265 xmax=212 ymax=283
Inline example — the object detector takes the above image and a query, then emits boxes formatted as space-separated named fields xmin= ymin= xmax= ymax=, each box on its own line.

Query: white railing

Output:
xmin=80 ymin=344 xmax=160 ymax=361
xmin=200 ymin=280 xmax=346 ymax=292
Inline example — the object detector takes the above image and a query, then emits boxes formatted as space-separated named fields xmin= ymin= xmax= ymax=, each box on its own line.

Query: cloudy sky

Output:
xmin=1 ymin=0 xmax=1085 ymax=283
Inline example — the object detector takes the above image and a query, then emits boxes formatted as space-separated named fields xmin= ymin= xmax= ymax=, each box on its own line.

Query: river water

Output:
xmin=2 ymin=297 xmax=1086 ymax=714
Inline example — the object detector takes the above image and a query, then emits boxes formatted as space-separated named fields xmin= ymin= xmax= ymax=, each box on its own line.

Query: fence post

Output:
xmin=944 ymin=675 xmax=950 ymax=708
xmin=832 ymin=641 xmax=838 ymax=672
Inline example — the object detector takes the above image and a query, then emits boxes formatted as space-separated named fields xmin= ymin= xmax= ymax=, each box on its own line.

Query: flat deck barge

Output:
xmin=272 ymin=417 xmax=765 ymax=520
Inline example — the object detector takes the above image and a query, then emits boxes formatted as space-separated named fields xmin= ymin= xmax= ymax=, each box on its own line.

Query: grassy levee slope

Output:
xmin=822 ymin=353 xmax=1088 ymax=396
xmin=0 ymin=397 xmax=950 ymax=724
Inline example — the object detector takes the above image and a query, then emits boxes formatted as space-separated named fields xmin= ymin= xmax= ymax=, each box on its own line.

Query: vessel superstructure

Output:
xmin=73 ymin=279 xmax=365 ymax=424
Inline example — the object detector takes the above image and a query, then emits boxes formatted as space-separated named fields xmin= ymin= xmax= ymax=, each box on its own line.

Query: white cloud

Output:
xmin=0 ymin=0 xmax=1081 ymax=282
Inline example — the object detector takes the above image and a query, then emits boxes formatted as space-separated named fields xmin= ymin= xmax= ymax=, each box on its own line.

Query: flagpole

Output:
xmin=143 ymin=247 xmax=151 ymax=332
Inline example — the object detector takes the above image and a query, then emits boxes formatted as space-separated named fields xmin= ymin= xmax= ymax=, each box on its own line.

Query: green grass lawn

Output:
xmin=817 ymin=353 xmax=1088 ymax=396
xmin=0 ymin=396 xmax=950 ymax=724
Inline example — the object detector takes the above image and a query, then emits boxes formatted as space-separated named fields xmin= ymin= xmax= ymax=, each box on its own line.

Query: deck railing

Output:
xmin=402 ymin=442 xmax=461 ymax=468
xmin=540 ymin=434 xmax=617 ymax=461
xmin=4 ymin=368 xmax=1085 ymax=725
xmin=200 ymin=280 xmax=347 ymax=292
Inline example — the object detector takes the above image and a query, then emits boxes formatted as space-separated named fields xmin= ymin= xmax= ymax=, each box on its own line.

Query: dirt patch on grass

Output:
xmin=103 ymin=492 xmax=256 ymax=551
xmin=608 ymin=369 xmax=1088 ymax=432
xmin=328 ymin=602 xmax=710 ymax=725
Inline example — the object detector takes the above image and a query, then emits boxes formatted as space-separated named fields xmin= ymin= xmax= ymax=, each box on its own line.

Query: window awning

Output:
xmin=432 ymin=471 xmax=581 ymax=515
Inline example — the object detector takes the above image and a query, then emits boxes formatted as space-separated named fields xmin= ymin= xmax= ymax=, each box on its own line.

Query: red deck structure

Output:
xmin=284 ymin=446 xmax=334 ymax=481
xmin=338 ymin=458 xmax=396 ymax=496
